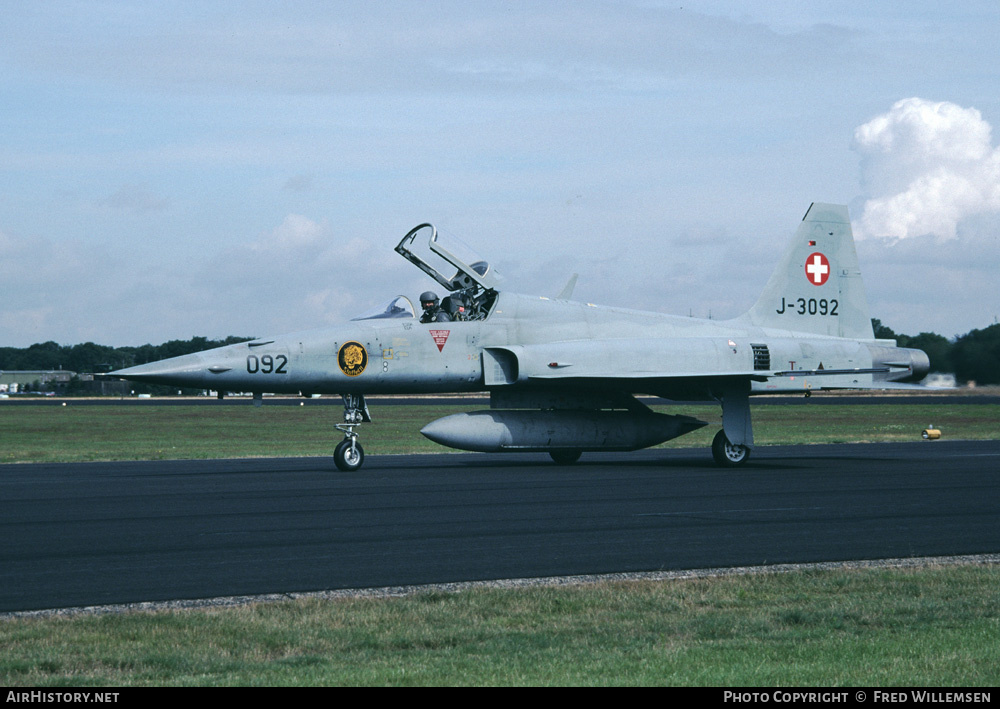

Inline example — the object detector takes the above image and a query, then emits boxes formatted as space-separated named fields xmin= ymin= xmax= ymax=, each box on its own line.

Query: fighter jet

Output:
xmin=109 ymin=203 xmax=929 ymax=471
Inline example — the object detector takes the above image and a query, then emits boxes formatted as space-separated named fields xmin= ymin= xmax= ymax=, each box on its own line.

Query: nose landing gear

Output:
xmin=334 ymin=394 xmax=370 ymax=471
xmin=334 ymin=435 xmax=364 ymax=471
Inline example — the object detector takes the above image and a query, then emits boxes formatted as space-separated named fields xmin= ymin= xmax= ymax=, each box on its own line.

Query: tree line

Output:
xmin=871 ymin=320 xmax=1000 ymax=385
xmin=0 ymin=337 xmax=254 ymax=375
xmin=2 ymin=323 xmax=999 ymax=385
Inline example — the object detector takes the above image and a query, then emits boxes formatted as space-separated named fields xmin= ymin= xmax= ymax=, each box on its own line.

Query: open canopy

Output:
xmin=394 ymin=223 xmax=501 ymax=294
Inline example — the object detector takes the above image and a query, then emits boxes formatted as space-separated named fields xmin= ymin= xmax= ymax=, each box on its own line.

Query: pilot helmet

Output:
xmin=420 ymin=291 xmax=440 ymax=310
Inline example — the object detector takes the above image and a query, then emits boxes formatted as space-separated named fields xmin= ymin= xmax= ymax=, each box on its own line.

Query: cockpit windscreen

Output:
xmin=350 ymin=295 xmax=415 ymax=321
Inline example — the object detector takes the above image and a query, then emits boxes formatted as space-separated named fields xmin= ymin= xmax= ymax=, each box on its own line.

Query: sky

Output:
xmin=2 ymin=1 xmax=999 ymax=348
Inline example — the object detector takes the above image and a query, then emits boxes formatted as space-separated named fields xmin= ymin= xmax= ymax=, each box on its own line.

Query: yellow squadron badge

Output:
xmin=338 ymin=342 xmax=368 ymax=377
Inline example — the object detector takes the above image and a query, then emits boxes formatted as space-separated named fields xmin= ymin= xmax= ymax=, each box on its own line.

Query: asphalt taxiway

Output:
xmin=2 ymin=440 xmax=998 ymax=613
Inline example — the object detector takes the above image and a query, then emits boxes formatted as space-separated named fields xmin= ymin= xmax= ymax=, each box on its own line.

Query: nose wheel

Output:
xmin=335 ymin=394 xmax=371 ymax=472
xmin=334 ymin=433 xmax=365 ymax=472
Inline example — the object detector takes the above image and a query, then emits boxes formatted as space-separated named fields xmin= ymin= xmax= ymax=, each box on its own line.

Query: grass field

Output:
xmin=2 ymin=398 xmax=998 ymax=686
xmin=3 ymin=565 xmax=998 ymax=686
xmin=1 ymin=399 xmax=998 ymax=463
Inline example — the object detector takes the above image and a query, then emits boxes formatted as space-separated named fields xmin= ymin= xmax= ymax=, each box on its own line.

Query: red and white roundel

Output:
xmin=804 ymin=252 xmax=830 ymax=286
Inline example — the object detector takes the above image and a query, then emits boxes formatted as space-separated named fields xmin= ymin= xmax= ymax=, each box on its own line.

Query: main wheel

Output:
xmin=334 ymin=439 xmax=365 ymax=472
xmin=711 ymin=430 xmax=750 ymax=467
xmin=549 ymin=449 xmax=582 ymax=465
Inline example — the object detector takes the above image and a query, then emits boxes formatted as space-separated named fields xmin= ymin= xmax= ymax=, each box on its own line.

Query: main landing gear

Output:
xmin=711 ymin=429 xmax=751 ymax=466
xmin=334 ymin=394 xmax=370 ymax=472
xmin=711 ymin=383 xmax=753 ymax=467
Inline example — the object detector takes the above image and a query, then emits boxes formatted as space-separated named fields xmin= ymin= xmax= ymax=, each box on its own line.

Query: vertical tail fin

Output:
xmin=742 ymin=203 xmax=874 ymax=339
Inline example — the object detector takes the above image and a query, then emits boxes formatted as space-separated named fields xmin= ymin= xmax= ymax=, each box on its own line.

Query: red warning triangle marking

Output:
xmin=429 ymin=330 xmax=450 ymax=352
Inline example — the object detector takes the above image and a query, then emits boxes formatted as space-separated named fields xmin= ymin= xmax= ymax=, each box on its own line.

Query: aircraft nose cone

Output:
xmin=107 ymin=363 xmax=161 ymax=382
xmin=108 ymin=352 xmax=209 ymax=386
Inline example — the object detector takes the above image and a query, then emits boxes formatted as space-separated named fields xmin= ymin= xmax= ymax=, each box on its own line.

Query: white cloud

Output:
xmin=253 ymin=213 xmax=329 ymax=250
xmin=853 ymin=98 xmax=1000 ymax=240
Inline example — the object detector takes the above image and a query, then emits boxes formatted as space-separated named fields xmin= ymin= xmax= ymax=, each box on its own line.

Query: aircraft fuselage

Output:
xmin=109 ymin=205 xmax=932 ymax=470
xmin=116 ymin=291 xmax=926 ymax=400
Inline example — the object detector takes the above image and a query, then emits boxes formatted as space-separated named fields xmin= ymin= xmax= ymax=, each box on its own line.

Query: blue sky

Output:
xmin=2 ymin=1 xmax=999 ymax=347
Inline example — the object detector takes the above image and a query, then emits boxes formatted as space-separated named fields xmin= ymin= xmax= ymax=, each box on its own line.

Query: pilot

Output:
xmin=419 ymin=291 xmax=451 ymax=323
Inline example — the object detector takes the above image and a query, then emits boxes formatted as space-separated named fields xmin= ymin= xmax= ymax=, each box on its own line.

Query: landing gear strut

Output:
xmin=334 ymin=394 xmax=370 ymax=472
xmin=712 ymin=382 xmax=754 ymax=467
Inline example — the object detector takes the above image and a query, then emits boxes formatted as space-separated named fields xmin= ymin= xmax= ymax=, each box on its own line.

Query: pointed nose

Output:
xmin=109 ymin=352 xmax=210 ymax=387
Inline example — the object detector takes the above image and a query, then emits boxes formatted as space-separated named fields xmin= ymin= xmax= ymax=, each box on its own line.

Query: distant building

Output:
xmin=0 ymin=370 xmax=77 ymax=392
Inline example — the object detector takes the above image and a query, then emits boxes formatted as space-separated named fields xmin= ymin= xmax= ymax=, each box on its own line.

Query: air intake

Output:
xmin=751 ymin=344 xmax=771 ymax=371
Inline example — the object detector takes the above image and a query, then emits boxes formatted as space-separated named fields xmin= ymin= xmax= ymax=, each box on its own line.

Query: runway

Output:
xmin=4 ymin=393 xmax=1000 ymax=406
xmin=2 ymin=440 xmax=999 ymax=613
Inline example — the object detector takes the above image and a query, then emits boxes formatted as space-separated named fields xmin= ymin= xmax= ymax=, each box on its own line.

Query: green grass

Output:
xmin=0 ymin=403 xmax=439 ymax=463
xmin=1 ymin=401 xmax=997 ymax=464
xmin=2 ymin=565 xmax=998 ymax=686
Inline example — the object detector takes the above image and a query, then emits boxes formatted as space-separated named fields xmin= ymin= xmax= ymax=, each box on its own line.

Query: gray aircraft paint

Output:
xmin=110 ymin=205 xmax=929 ymax=469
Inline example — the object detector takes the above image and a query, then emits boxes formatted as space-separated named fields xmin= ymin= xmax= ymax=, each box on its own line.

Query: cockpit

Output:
xmin=352 ymin=223 xmax=500 ymax=323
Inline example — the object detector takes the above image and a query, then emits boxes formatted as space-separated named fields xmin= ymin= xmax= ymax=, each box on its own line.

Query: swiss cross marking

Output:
xmin=805 ymin=252 xmax=830 ymax=286
xmin=429 ymin=330 xmax=450 ymax=352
